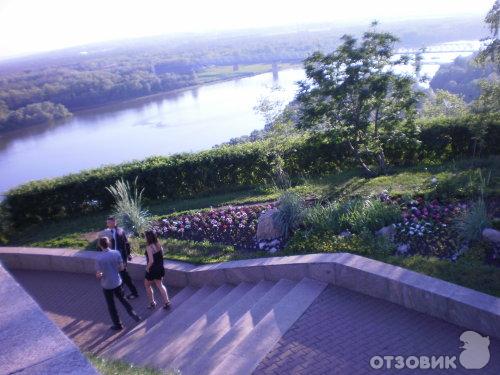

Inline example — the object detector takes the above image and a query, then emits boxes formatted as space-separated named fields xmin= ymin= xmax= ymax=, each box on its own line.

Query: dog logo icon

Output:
xmin=459 ymin=331 xmax=490 ymax=369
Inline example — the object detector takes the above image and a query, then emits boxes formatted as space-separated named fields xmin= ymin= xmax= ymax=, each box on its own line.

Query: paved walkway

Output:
xmin=10 ymin=270 xmax=500 ymax=374
xmin=255 ymin=285 xmax=500 ymax=375
xmin=10 ymin=269 xmax=179 ymax=355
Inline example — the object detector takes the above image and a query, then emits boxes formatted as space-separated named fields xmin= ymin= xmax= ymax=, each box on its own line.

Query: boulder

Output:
xmin=339 ymin=230 xmax=352 ymax=238
xmin=375 ymin=224 xmax=396 ymax=240
xmin=397 ymin=243 xmax=409 ymax=255
xmin=482 ymin=228 xmax=500 ymax=245
xmin=256 ymin=208 xmax=282 ymax=241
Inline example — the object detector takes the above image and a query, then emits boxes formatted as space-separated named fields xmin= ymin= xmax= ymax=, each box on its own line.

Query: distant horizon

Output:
xmin=0 ymin=0 xmax=492 ymax=60
xmin=0 ymin=14 xmax=487 ymax=63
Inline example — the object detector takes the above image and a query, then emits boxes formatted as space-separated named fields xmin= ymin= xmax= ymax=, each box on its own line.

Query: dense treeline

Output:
xmin=0 ymin=16 xmax=484 ymax=132
xmin=3 ymin=114 xmax=498 ymax=226
xmin=0 ymin=64 xmax=196 ymax=131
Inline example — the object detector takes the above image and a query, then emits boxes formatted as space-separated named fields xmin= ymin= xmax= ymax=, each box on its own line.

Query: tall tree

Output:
xmin=476 ymin=0 xmax=500 ymax=71
xmin=297 ymin=23 xmax=421 ymax=175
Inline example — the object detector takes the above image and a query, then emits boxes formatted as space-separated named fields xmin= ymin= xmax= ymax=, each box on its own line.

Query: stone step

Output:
xmin=146 ymin=282 xmax=255 ymax=368
xmin=124 ymin=284 xmax=232 ymax=366
xmin=181 ymin=278 xmax=297 ymax=375
xmin=104 ymin=284 xmax=215 ymax=360
xmin=169 ymin=280 xmax=275 ymax=371
xmin=131 ymin=285 xmax=197 ymax=336
xmin=101 ymin=285 xmax=197 ymax=359
xmin=213 ymin=278 xmax=327 ymax=375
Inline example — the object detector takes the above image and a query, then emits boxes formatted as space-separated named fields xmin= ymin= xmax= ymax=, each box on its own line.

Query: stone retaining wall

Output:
xmin=1 ymin=247 xmax=499 ymax=340
xmin=0 ymin=262 xmax=98 ymax=374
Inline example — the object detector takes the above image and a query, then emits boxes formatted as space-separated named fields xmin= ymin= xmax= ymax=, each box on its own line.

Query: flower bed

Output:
xmin=393 ymin=197 xmax=466 ymax=259
xmin=152 ymin=193 xmax=472 ymax=260
xmin=152 ymin=203 xmax=275 ymax=249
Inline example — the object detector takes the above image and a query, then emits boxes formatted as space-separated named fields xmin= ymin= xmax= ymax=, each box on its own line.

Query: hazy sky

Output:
xmin=0 ymin=0 xmax=493 ymax=59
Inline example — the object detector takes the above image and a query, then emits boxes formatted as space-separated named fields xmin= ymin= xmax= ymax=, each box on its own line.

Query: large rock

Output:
xmin=375 ymin=224 xmax=396 ymax=240
xmin=483 ymin=228 xmax=500 ymax=245
xmin=256 ymin=208 xmax=281 ymax=241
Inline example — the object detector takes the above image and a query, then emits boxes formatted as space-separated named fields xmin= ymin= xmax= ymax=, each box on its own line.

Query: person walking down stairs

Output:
xmin=101 ymin=216 xmax=139 ymax=299
xmin=96 ymin=237 xmax=142 ymax=330
xmin=144 ymin=230 xmax=171 ymax=310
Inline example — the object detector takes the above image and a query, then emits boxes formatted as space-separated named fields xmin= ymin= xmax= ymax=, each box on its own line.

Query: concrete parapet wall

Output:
xmin=0 ymin=262 xmax=98 ymax=374
xmin=1 ymin=247 xmax=499 ymax=340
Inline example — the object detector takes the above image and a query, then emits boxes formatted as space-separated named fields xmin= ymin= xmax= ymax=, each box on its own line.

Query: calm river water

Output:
xmin=0 ymin=42 xmax=477 ymax=194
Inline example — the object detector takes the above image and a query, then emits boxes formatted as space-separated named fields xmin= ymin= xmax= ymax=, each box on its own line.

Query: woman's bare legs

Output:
xmin=144 ymin=279 xmax=155 ymax=305
xmin=153 ymin=278 xmax=170 ymax=304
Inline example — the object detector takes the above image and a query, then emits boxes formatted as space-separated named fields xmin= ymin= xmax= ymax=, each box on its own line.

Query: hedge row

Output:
xmin=3 ymin=114 xmax=499 ymax=225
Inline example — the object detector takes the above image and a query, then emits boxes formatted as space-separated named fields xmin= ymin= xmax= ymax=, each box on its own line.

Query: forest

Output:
xmin=0 ymin=16 xmax=485 ymax=132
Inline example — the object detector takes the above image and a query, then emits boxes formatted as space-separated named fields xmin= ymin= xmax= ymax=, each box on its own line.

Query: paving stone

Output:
xmin=254 ymin=285 xmax=500 ymax=375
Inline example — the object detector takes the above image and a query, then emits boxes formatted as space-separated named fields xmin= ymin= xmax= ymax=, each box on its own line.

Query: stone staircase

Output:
xmin=103 ymin=278 xmax=326 ymax=374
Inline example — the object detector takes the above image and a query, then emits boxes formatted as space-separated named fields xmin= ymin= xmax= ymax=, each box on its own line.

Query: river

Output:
xmin=0 ymin=42 xmax=478 ymax=195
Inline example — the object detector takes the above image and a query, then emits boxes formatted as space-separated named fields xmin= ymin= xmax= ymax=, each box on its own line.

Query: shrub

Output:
xmin=304 ymin=202 xmax=344 ymax=234
xmin=304 ymin=199 xmax=401 ymax=235
xmin=0 ymin=204 xmax=12 ymax=244
xmin=341 ymin=199 xmax=401 ymax=234
xmin=106 ymin=178 xmax=151 ymax=236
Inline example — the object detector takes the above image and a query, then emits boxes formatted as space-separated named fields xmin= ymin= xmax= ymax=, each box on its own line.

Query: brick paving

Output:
xmin=10 ymin=269 xmax=179 ymax=355
xmin=255 ymin=285 xmax=500 ymax=375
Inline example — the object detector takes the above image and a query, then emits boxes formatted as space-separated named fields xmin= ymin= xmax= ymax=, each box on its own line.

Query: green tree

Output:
xmin=476 ymin=0 xmax=499 ymax=71
xmin=421 ymin=89 xmax=469 ymax=118
xmin=297 ymin=23 xmax=421 ymax=175
xmin=471 ymin=79 xmax=500 ymax=114
xmin=474 ymin=0 xmax=500 ymax=116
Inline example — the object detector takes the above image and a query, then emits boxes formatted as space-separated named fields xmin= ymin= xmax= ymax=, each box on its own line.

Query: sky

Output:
xmin=0 ymin=0 xmax=493 ymax=59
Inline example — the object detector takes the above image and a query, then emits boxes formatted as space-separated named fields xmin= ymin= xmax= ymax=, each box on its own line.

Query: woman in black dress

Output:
xmin=144 ymin=230 xmax=171 ymax=309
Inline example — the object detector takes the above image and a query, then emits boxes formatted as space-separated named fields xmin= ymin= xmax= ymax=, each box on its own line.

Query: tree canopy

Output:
xmin=297 ymin=23 xmax=421 ymax=175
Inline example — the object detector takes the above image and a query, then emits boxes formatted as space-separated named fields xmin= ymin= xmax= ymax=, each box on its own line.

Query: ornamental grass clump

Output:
xmin=274 ymin=191 xmax=307 ymax=239
xmin=304 ymin=198 xmax=401 ymax=235
xmin=454 ymin=199 xmax=491 ymax=245
xmin=340 ymin=199 xmax=401 ymax=234
xmin=106 ymin=178 xmax=151 ymax=236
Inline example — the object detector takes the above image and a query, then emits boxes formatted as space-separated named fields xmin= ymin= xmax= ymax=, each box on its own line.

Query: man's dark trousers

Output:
xmin=103 ymin=284 xmax=136 ymax=326
xmin=119 ymin=268 xmax=138 ymax=296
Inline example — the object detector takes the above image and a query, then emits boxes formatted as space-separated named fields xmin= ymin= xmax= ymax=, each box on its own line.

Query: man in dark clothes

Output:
xmin=101 ymin=216 xmax=139 ymax=299
xmin=95 ymin=237 xmax=141 ymax=330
